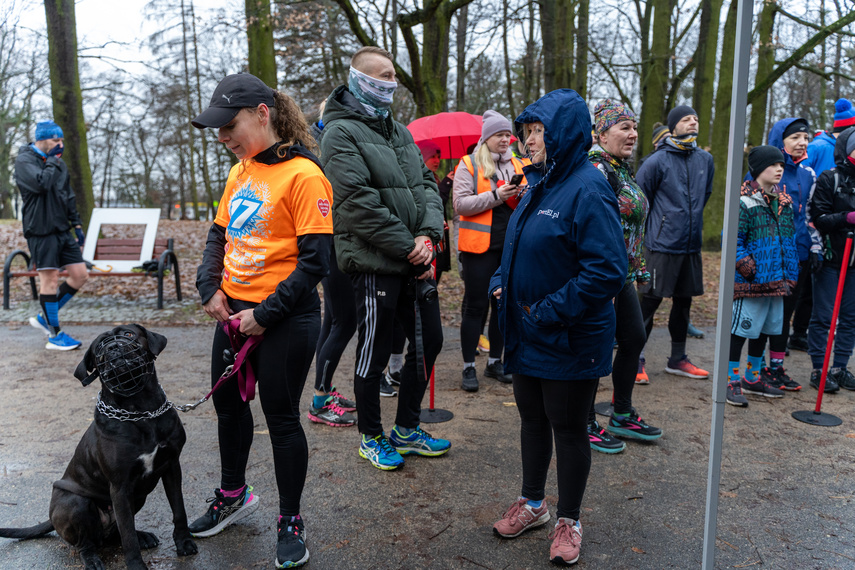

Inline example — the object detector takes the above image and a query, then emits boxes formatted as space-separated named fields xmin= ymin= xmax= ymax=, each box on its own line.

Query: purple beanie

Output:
xmin=480 ymin=110 xmax=513 ymax=142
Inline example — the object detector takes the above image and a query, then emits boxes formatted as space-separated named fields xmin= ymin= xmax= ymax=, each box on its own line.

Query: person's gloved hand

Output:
xmin=74 ymin=227 xmax=85 ymax=247
xmin=810 ymin=251 xmax=823 ymax=274
xmin=846 ymin=211 xmax=855 ymax=225
xmin=47 ymin=144 xmax=63 ymax=158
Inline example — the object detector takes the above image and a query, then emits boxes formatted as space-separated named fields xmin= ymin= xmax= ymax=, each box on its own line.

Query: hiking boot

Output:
xmin=384 ymin=368 xmax=402 ymax=386
xmin=587 ymin=420 xmax=625 ymax=454
xmin=478 ymin=334 xmax=490 ymax=354
xmin=809 ymin=369 xmax=839 ymax=393
xmin=358 ymin=433 xmax=404 ymax=470
xmin=492 ymin=497 xmax=550 ymax=538
xmin=461 ymin=366 xmax=479 ymax=392
xmin=831 ymin=367 xmax=855 ymax=391
xmin=762 ymin=366 xmax=801 ymax=391
xmin=787 ymin=333 xmax=809 ymax=352
xmin=665 ymin=355 xmax=709 ymax=379
xmin=726 ymin=382 xmax=748 ymax=407
xmin=741 ymin=376 xmax=783 ymax=398
xmin=389 ymin=425 xmax=450 ymax=456
xmin=307 ymin=400 xmax=356 ymax=427
xmin=635 ymin=358 xmax=649 ymax=385
xmin=484 ymin=360 xmax=512 ymax=383
xmin=380 ymin=375 xmax=397 ymax=397
xmin=329 ymin=387 xmax=356 ymax=412
xmin=275 ymin=514 xmax=309 ymax=568
xmin=29 ymin=313 xmax=51 ymax=336
xmin=45 ymin=331 xmax=82 ymax=351
xmin=687 ymin=322 xmax=705 ymax=339
xmin=607 ymin=409 xmax=662 ymax=441
xmin=189 ymin=485 xmax=259 ymax=537
xmin=549 ymin=518 xmax=582 ymax=566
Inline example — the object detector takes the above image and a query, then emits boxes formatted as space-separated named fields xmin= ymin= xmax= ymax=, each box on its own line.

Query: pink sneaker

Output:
xmin=492 ymin=498 xmax=550 ymax=538
xmin=549 ymin=518 xmax=582 ymax=565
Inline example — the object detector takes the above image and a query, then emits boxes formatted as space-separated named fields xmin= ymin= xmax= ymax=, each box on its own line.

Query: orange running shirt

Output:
xmin=214 ymin=157 xmax=333 ymax=303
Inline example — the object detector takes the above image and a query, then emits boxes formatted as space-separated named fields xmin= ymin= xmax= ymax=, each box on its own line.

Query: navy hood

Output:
xmin=514 ymin=89 xmax=592 ymax=180
xmin=834 ymin=126 xmax=855 ymax=174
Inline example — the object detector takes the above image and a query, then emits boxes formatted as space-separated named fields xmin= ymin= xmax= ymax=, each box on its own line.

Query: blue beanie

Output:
xmin=35 ymin=121 xmax=63 ymax=141
xmin=834 ymin=99 xmax=855 ymax=133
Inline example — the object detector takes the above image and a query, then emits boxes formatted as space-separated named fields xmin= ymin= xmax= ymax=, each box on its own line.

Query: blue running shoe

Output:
xmin=389 ymin=425 xmax=451 ymax=457
xmin=359 ymin=433 xmax=405 ymax=470
xmin=29 ymin=314 xmax=51 ymax=336
xmin=46 ymin=331 xmax=82 ymax=351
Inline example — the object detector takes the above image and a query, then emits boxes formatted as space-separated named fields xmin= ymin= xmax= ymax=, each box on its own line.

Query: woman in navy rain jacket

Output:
xmin=488 ymin=89 xmax=626 ymax=566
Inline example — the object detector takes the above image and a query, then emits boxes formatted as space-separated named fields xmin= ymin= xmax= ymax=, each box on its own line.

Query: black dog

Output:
xmin=0 ymin=324 xmax=197 ymax=569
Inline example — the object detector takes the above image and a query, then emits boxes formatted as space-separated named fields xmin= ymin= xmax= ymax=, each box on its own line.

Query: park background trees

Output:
xmin=2 ymin=0 xmax=854 ymax=247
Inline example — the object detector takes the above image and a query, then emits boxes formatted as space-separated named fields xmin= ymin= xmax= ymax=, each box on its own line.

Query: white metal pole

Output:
xmin=702 ymin=0 xmax=754 ymax=567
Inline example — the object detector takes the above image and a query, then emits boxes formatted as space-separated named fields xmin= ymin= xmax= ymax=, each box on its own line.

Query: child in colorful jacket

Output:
xmin=727 ymin=145 xmax=800 ymax=406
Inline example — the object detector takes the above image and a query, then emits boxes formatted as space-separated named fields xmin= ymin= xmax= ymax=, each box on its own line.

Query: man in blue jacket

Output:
xmin=805 ymin=98 xmax=855 ymax=176
xmin=15 ymin=120 xmax=88 ymax=351
xmin=636 ymin=105 xmax=714 ymax=379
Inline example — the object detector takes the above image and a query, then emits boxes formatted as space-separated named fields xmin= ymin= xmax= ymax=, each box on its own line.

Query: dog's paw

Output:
xmin=175 ymin=535 xmax=198 ymax=556
xmin=136 ymin=530 xmax=160 ymax=549
xmin=81 ymin=553 xmax=106 ymax=570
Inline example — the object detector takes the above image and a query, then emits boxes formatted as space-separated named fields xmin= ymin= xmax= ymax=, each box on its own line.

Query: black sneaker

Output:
xmin=787 ymin=333 xmax=809 ymax=352
xmin=726 ymin=382 xmax=748 ymax=407
xmin=484 ymin=361 xmax=512 ymax=383
xmin=461 ymin=366 xmax=479 ymax=392
xmin=385 ymin=368 xmax=402 ymax=386
xmin=189 ymin=485 xmax=259 ymax=538
xmin=759 ymin=367 xmax=785 ymax=390
xmin=587 ymin=420 xmax=625 ymax=454
xmin=765 ymin=366 xmax=801 ymax=391
xmin=831 ymin=368 xmax=855 ymax=391
xmin=276 ymin=514 xmax=309 ymax=568
xmin=380 ymin=375 xmax=397 ymax=397
xmin=741 ymin=376 xmax=783 ymax=398
xmin=809 ymin=369 xmax=840 ymax=393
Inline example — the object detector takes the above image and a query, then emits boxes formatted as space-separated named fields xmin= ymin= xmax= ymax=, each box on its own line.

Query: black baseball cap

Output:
xmin=191 ymin=73 xmax=275 ymax=129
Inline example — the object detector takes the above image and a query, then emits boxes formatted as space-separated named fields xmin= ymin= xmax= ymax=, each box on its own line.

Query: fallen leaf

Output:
xmin=720 ymin=491 xmax=737 ymax=498
xmin=502 ymin=402 xmax=517 ymax=407
xmin=631 ymin=547 xmax=646 ymax=554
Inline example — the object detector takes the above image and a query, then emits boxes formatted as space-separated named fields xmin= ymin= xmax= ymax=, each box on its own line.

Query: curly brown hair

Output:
xmin=270 ymin=90 xmax=316 ymax=153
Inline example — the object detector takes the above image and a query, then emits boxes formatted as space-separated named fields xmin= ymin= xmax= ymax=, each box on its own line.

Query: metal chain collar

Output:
xmin=95 ymin=390 xmax=174 ymax=422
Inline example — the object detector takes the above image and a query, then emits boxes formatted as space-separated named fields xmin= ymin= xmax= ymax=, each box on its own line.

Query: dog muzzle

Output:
xmin=94 ymin=333 xmax=153 ymax=397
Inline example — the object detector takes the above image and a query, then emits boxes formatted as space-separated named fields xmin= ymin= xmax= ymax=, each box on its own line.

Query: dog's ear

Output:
xmin=139 ymin=326 xmax=168 ymax=356
xmin=74 ymin=334 xmax=102 ymax=387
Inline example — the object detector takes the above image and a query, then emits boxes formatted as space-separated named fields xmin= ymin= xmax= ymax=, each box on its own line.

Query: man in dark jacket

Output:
xmin=320 ymin=46 xmax=450 ymax=471
xmin=15 ymin=120 xmax=88 ymax=351
xmin=636 ymin=105 xmax=714 ymax=379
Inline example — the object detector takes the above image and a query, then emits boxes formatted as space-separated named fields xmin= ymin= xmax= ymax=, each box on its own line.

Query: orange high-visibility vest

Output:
xmin=458 ymin=154 xmax=529 ymax=254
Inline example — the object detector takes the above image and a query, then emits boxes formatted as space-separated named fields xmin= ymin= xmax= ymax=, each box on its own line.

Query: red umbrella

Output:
xmin=407 ymin=112 xmax=483 ymax=159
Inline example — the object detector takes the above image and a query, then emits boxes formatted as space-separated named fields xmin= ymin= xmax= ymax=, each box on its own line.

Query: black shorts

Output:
xmin=638 ymin=249 xmax=704 ymax=298
xmin=27 ymin=231 xmax=84 ymax=270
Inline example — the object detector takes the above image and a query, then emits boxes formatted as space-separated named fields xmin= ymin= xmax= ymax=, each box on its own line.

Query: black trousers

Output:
xmin=315 ymin=250 xmax=357 ymax=392
xmin=210 ymin=304 xmax=319 ymax=517
xmin=460 ymin=250 xmax=503 ymax=362
xmin=770 ymin=259 xmax=812 ymax=352
xmin=590 ymin=281 xmax=646 ymax=420
xmin=513 ymin=374 xmax=598 ymax=520
xmin=351 ymin=273 xmax=443 ymax=435
xmin=641 ymin=294 xmax=692 ymax=345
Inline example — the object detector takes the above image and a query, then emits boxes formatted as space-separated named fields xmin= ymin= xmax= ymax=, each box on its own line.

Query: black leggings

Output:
xmin=590 ymin=281 xmax=646 ymax=420
xmin=315 ymin=250 xmax=357 ymax=392
xmin=211 ymin=304 xmax=320 ymax=517
xmin=730 ymin=333 xmax=767 ymax=361
xmin=770 ymin=259 xmax=811 ymax=352
xmin=513 ymin=374 xmax=598 ymax=520
xmin=641 ymin=294 xmax=692 ymax=344
xmin=460 ymin=250 xmax=503 ymax=362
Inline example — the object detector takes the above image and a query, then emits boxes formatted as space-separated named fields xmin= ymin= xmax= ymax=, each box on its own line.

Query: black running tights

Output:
xmin=641 ymin=294 xmax=692 ymax=344
xmin=729 ymin=333 xmax=767 ymax=361
xmin=210 ymin=306 xmax=320 ymax=517
xmin=513 ymin=374 xmax=598 ymax=520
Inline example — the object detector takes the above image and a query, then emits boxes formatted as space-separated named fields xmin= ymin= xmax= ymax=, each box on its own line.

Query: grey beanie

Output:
xmin=481 ymin=110 xmax=513 ymax=142
xmin=667 ymin=105 xmax=697 ymax=133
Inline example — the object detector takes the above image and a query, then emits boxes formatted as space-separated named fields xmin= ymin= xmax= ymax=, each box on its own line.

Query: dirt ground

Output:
xmin=0 ymin=321 xmax=854 ymax=569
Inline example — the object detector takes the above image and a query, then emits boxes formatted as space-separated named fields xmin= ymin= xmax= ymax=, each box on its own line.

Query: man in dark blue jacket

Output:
xmin=15 ymin=120 xmax=88 ymax=351
xmin=805 ymin=98 xmax=855 ymax=176
xmin=636 ymin=105 xmax=714 ymax=379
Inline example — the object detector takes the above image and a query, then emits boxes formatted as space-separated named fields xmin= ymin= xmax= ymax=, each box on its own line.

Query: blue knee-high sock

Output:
xmin=728 ymin=361 xmax=741 ymax=384
xmin=39 ymin=294 xmax=60 ymax=335
xmin=746 ymin=354 xmax=763 ymax=380
xmin=57 ymin=282 xmax=78 ymax=310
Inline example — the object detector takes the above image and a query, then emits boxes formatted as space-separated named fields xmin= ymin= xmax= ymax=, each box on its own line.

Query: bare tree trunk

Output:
xmin=747 ymin=0 xmax=777 ymax=147
xmin=455 ymin=4 xmax=467 ymax=110
xmin=541 ymin=0 xmax=575 ymax=91
xmin=637 ymin=0 xmax=671 ymax=160
xmin=502 ymin=0 xmax=515 ymax=118
xmin=573 ymin=0 xmax=588 ymax=99
xmin=819 ymin=0 xmax=827 ymax=129
xmin=522 ymin=0 xmax=537 ymax=105
xmin=190 ymin=0 xmax=214 ymax=219
xmin=44 ymin=0 xmax=93 ymax=226
xmin=246 ymin=0 xmax=277 ymax=87
xmin=692 ymin=0 xmax=725 ymax=147
xmin=180 ymin=0 xmax=200 ymax=219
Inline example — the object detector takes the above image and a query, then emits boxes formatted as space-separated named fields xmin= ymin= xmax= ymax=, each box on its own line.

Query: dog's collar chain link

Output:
xmin=95 ymin=390 xmax=173 ymax=422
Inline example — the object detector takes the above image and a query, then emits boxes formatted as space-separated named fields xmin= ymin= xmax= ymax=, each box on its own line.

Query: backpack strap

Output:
xmin=593 ymin=159 xmax=622 ymax=196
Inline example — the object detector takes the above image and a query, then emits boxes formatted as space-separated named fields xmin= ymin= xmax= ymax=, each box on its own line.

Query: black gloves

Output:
xmin=74 ymin=227 xmax=85 ymax=247
xmin=809 ymin=251 xmax=823 ymax=274
xmin=47 ymin=144 xmax=63 ymax=158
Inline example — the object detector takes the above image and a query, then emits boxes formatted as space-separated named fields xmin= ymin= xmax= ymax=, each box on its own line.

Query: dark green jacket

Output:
xmin=320 ymin=85 xmax=443 ymax=275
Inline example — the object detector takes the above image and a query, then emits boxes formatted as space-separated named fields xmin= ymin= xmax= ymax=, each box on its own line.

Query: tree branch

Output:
xmin=793 ymin=61 xmax=855 ymax=82
xmin=778 ymin=6 xmax=855 ymax=36
xmin=589 ymin=46 xmax=632 ymax=105
xmin=666 ymin=48 xmax=697 ymax=110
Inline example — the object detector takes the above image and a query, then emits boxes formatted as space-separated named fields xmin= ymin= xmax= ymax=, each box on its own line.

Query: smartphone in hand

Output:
xmin=509 ymin=173 xmax=524 ymax=186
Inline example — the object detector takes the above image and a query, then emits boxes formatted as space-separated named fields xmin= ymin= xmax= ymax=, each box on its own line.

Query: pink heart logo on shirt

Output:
xmin=317 ymin=199 xmax=330 ymax=217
